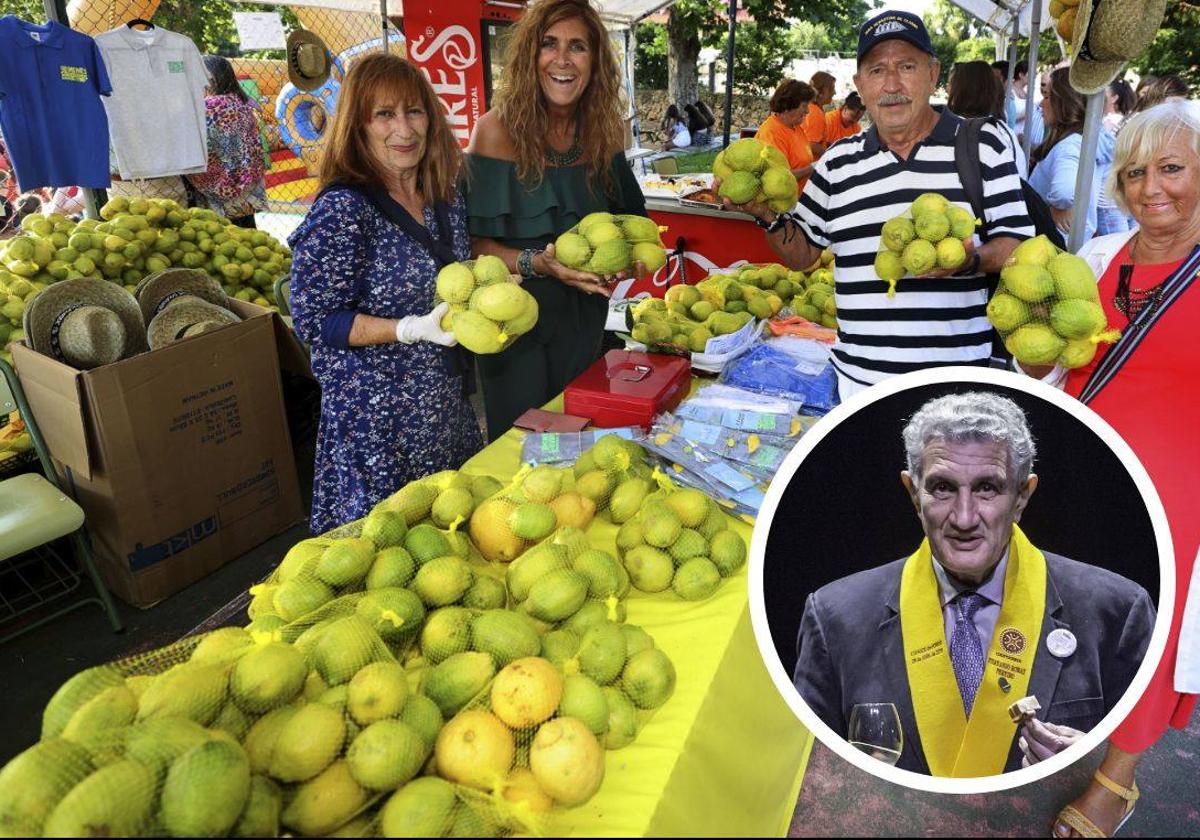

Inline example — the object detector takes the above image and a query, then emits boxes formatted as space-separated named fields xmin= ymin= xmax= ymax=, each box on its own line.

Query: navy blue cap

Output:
xmin=857 ymin=10 xmax=936 ymax=64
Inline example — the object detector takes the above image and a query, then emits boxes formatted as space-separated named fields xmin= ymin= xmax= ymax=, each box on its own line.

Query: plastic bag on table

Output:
xmin=720 ymin=343 xmax=839 ymax=416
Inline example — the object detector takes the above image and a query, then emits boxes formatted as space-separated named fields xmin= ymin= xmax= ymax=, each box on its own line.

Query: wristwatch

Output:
xmin=755 ymin=212 xmax=790 ymax=234
xmin=955 ymin=251 xmax=982 ymax=276
xmin=518 ymin=248 xmax=539 ymax=279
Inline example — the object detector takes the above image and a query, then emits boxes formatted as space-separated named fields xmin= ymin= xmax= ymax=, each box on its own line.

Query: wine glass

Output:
xmin=848 ymin=703 xmax=903 ymax=766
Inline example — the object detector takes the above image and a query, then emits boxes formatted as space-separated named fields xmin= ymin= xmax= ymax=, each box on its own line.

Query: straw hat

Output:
xmin=23 ymin=279 xmax=146 ymax=369
xmin=147 ymin=299 xmax=241 ymax=350
xmin=1069 ymin=0 xmax=1170 ymax=95
xmin=135 ymin=268 xmax=229 ymax=324
xmin=287 ymin=29 xmax=332 ymax=91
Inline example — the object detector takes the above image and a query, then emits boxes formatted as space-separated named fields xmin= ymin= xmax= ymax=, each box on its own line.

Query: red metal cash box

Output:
xmin=564 ymin=350 xmax=691 ymax=429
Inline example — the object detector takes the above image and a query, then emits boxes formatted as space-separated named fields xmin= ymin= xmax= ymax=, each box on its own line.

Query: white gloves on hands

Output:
xmin=395 ymin=302 xmax=457 ymax=347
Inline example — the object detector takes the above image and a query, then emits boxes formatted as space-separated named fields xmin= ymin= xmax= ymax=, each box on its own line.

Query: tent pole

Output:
xmin=1007 ymin=16 xmax=1018 ymax=87
xmin=1068 ymin=91 xmax=1104 ymax=253
xmin=380 ymin=0 xmax=389 ymax=49
xmin=1022 ymin=0 xmax=1042 ymax=160
xmin=722 ymin=0 xmax=737 ymax=148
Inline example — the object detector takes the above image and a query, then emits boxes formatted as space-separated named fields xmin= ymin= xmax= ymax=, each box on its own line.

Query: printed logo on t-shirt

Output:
xmin=29 ymin=32 xmax=42 ymax=42
xmin=60 ymin=66 xmax=89 ymax=83
xmin=167 ymin=61 xmax=185 ymax=73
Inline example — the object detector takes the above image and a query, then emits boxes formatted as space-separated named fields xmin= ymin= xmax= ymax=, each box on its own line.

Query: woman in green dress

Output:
xmin=465 ymin=0 xmax=647 ymax=440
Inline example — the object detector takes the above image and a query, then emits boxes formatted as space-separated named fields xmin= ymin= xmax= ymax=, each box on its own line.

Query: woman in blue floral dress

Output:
xmin=288 ymin=54 xmax=482 ymax=534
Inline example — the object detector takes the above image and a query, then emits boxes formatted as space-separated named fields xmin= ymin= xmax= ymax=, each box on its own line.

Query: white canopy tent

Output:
xmin=944 ymin=0 xmax=1100 ymax=253
xmin=948 ymin=0 xmax=1055 ymax=38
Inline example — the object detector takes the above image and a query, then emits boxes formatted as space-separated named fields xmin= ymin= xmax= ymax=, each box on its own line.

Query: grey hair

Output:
xmin=902 ymin=392 xmax=1036 ymax=488
xmin=1107 ymin=99 xmax=1200 ymax=215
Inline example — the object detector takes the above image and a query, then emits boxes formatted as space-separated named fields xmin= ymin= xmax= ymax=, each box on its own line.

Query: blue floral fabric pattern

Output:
xmin=289 ymin=186 xmax=483 ymax=534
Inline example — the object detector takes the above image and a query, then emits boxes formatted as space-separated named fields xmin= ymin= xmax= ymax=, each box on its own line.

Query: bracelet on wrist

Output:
xmin=518 ymin=248 xmax=538 ymax=279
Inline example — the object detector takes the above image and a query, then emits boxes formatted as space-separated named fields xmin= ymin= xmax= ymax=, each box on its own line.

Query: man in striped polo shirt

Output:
xmin=724 ymin=10 xmax=1036 ymax=399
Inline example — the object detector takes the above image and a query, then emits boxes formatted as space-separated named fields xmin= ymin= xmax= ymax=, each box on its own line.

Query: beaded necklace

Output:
xmin=545 ymin=119 xmax=582 ymax=167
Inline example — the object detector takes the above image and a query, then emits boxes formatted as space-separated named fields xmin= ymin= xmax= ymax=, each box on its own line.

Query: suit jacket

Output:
xmin=792 ymin=551 xmax=1155 ymax=775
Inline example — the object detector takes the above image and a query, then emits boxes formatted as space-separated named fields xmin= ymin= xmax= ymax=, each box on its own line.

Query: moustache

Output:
xmin=878 ymin=94 xmax=913 ymax=106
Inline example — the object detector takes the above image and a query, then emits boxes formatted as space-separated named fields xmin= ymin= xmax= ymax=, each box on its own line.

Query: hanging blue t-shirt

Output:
xmin=0 ymin=16 xmax=112 ymax=189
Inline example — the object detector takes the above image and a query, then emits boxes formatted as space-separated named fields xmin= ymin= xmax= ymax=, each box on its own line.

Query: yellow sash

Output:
xmin=900 ymin=525 xmax=1047 ymax=778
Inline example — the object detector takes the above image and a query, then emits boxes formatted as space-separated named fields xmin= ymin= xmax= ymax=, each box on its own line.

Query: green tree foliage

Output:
xmin=710 ymin=22 xmax=802 ymax=96
xmin=955 ymin=37 xmax=996 ymax=64
xmin=788 ymin=21 xmax=835 ymax=54
xmin=635 ymin=21 xmax=669 ymax=90
xmin=1133 ymin=1 xmax=1200 ymax=91
xmin=0 ymin=0 xmax=56 ymax=21
xmin=925 ymin=0 xmax=985 ymax=84
xmin=662 ymin=0 xmax=874 ymax=104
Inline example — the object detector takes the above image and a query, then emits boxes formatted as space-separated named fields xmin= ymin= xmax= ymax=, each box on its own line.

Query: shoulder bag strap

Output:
xmin=1079 ymin=244 xmax=1200 ymax=404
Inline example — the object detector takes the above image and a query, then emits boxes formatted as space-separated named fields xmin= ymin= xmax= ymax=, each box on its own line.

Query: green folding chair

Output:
xmin=274 ymin=274 xmax=293 ymax=319
xmin=652 ymin=156 xmax=680 ymax=176
xmin=0 ymin=358 xmax=122 ymax=643
xmin=273 ymin=274 xmax=310 ymax=361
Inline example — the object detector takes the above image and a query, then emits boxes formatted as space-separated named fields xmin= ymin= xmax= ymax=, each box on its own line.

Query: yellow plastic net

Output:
xmin=3 ymin=431 xmax=757 ymax=836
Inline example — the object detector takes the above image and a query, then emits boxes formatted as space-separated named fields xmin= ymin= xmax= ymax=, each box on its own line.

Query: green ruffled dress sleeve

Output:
xmin=462 ymin=152 xmax=648 ymax=251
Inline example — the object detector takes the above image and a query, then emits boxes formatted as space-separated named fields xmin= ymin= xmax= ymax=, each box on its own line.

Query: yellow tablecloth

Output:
xmin=460 ymin=394 xmax=813 ymax=837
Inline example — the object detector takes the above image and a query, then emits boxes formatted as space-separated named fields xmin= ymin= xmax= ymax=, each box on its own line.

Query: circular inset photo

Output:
xmin=749 ymin=368 xmax=1174 ymax=793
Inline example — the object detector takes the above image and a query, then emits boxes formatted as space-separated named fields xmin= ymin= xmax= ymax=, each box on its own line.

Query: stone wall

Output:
xmin=634 ymin=89 xmax=772 ymax=137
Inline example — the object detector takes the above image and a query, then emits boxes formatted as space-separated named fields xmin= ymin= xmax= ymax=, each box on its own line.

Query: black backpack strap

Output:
xmin=954 ymin=116 xmax=988 ymax=238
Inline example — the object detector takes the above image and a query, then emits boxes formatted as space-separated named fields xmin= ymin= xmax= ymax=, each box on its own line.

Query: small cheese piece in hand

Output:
xmin=1007 ymin=695 xmax=1042 ymax=724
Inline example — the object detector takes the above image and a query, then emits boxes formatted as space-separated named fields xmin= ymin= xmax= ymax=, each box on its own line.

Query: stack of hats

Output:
xmin=22 ymin=269 xmax=241 ymax=369
xmin=134 ymin=268 xmax=241 ymax=350
xmin=23 ymin=279 xmax=147 ymax=370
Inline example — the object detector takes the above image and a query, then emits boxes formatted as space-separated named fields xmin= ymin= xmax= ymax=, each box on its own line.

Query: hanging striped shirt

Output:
xmin=792 ymin=108 xmax=1035 ymax=387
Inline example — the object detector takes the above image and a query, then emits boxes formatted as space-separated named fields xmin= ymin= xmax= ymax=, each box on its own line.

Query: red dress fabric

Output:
xmin=1066 ymin=241 xmax=1200 ymax=752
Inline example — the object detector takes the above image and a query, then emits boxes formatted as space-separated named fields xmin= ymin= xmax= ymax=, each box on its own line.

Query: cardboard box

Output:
xmin=13 ymin=301 xmax=306 ymax=607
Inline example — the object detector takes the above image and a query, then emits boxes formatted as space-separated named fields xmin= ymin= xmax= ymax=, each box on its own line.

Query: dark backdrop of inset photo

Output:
xmin=764 ymin=381 xmax=1161 ymax=677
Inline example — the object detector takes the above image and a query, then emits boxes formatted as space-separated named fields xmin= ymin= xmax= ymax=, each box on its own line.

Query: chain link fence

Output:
xmin=55 ymin=0 xmax=402 ymax=243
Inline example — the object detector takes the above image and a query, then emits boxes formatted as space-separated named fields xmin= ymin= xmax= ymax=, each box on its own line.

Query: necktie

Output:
xmin=950 ymin=591 xmax=986 ymax=715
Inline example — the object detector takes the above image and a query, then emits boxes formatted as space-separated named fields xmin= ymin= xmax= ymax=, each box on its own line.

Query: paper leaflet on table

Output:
xmin=658 ymin=413 xmax=792 ymax=481
xmin=682 ymin=382 xmax=801 ymax=415
xmin=520 ymin=426 xmax=645 ymax=465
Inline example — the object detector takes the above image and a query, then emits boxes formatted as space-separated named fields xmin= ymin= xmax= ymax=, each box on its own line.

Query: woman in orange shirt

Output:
xmin=755 ymin=80 xmax=817 ymax=186
xmin=824 ymin=92 xmax=866 ymax=145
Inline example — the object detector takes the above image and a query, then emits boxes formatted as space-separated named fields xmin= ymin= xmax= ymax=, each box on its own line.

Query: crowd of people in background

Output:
xmin=727 ymin=52 xmax=1195 ymax=253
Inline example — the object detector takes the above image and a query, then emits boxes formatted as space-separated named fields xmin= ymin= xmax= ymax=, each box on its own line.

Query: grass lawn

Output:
xmin=672 ymin=149 xmax=719 ymax=173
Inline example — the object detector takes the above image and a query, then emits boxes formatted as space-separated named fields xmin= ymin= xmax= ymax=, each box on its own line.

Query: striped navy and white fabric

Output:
xmin=792 ymin=108 xmax=1035 ymax=388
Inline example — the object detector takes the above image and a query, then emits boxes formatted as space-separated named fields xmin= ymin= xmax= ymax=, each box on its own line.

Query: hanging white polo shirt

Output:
xmin=95 ymin=25 xmax=209 ymax=180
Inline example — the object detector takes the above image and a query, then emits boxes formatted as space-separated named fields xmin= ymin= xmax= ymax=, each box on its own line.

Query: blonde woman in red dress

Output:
xmin=1019 ymin=99 xmax=1200 ymax=838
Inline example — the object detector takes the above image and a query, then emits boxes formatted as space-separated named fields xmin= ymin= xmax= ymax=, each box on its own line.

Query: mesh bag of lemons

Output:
xmin=433 ymin=256 xmax=539 ymax=355
xmin=553 ymin=212 xmax=669 ymax=277
xmin=784 ymin=253 xmax=839 ymax=328
xmin=985 ymin=234 xmax=1120 ymax=369
xmin=1049 ymin=0 xmax=1079 ymax=42
xmin=0 ymin=198 xmax=291 ymax=336
xmin=1 ymin=610 xmax=416 ymax=838
xmin=713 ymin=137 xmax=801 ymax=214
xmin=2 ymin=452 xmax=702 ymax=838
xmin=873 ymin=193 xmax=979 ymax=297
